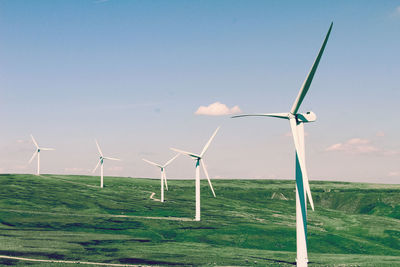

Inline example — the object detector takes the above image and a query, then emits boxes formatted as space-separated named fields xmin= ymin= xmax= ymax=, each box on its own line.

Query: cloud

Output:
xmin=326 ymin=138 xmax=400 ymax=156
xmin=376 ymin=131 xmax=385 ymax=137
xmin=195 ymin=102 xmax=241 ymax=116
xmin=396 ymin=6 xmax=400 ymax=15
xmin=388 ymin=171 xmax=400 ymax=177
xmin=390 ymin=6 xmax=400 ymax=18
xmin=326 ymin=138 xmax=379 ymax=154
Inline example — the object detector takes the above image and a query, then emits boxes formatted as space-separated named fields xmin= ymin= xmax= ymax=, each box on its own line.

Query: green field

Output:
xmin=0 ymin=174 xmax=399 ymax=266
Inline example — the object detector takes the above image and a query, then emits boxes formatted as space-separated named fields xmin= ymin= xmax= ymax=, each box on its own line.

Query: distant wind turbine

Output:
xmin=92 ymin=139 xmax=121 ymax=188
xmin=171 ymin=126 xmax=220 ymax=221
xmin=232 ymin=23 xmax=333 ymax=267
xmin=142 ymin=153 xmax=180 ymax=202
xmin=28 ymin=135 xmax=55 ymax=175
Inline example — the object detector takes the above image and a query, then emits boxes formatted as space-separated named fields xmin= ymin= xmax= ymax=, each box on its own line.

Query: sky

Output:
xmin=0 ymin=0 xmax=399 ymax=184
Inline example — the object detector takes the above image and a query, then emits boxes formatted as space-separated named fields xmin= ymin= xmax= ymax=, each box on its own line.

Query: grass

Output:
xmin=0 ymin=174 xmax=400 ymax=266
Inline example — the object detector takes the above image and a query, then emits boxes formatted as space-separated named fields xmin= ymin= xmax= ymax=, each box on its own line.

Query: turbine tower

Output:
xmin=171 ymin=126 xmax=219 ymax=221
xmin=28 ymin=134 xmax=55 ymax=175
xmin=142 ymin=153 xmax=180 ymax=202
xmin=232 ymin=23 xmax=333 ymax=267
xmin=92 ymin=139 xmax=121 ymax=188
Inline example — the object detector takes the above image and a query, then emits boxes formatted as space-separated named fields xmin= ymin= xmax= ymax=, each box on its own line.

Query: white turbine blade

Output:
xmin=201 ymin=160 xmax=216 ymax=198
xmin=103 ymin=156 xmax=121 ymax=161
xmin=95 ymin=139 xmax=103 ymax=157
xmin=170 ymin=148 xmax=201 ymax=159
xmin=289 ymin=118 xmax=314 ymax=210
xmin=92 ymin=160 xmax=101 ymax=173
xmin=30 ymin=134 xmax=39 ymax=149
xmin=143 ymin=158 xmax=162 ymax=168
xmin=41 ymin=147 xmax=55 ymax=151
xmin=163 ymin=153 xmax=180 ymax=168
xmin=291 ymin=22 xmax=333 ymax=114
xmin=200 ymin=126 xmax=220 ymax=157
xmin=28 ymin=151 xmax=38 ymax=164
xmin=232 ymin=113 xmax=290 ymax=119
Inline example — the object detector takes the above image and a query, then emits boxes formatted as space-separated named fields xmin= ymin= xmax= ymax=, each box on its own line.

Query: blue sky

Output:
xmin=1 ymin=0 xmax=399 ymax=183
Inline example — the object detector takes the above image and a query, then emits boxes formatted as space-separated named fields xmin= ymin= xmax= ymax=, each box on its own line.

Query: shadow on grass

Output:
xmin=249 ymin=255 xmax=296 ymax=265
xmin=0 ymin=250 xmax=65 ymax=260
xmin=119 ymin=257 xmax=187 ymax=265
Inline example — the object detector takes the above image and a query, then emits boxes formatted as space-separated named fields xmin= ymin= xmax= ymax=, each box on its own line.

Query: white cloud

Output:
xmin=388 ymin=171 xmax=400 ymax=177
xmin=390 ymin=6 xmax=400 ymax=18
xmin=396 ymin=6 xmax=400 ymax=15
xmin=326 ymin=138 xmax=379 ymax=154
xmin=326 ymin=137 xmax=400 ymax=156
xmin=195 ymin=102 xmax=241 ymax=116
xmin=376 ymin=131 xmax=385 ymax=137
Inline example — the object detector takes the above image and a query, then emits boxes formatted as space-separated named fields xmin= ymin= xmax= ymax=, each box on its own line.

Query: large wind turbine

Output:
xmin=142 ymin=153 xmax=180 ymax=202
xmin=92 ymin=139 xmax=121 ymax=188
xmin=232 ymin=23 xmax=333 ymax=267
xmin=171 ymin=127 xmax=219 ymax=221
xmin=28 ymin=134 xmax=55 ymax=175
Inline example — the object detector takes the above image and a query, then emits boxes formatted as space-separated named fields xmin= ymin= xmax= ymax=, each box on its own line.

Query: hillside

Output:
xmin=0 ymin=174 xmax=400 ymax=266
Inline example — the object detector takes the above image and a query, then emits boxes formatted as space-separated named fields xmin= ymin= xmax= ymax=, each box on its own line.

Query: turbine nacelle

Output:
xmin=296 ymin=111 xmax=317 ymax=123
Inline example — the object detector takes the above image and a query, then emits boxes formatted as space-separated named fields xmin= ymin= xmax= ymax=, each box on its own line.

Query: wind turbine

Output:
xmin=142 ymin=153 xmax=180 ymax=202
xmin=92 ymin=139 xmax=121 ymax=188
xmin=28 ymin=134 xmax=55 ymax=175
xmin=171 ymin=126 xmax=219 ymax=221
xmin=232 ymin=23 xmax=333 ymax=267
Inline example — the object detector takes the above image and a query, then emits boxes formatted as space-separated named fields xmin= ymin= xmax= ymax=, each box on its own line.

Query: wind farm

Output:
xmin=1 ymin=1 xmax=400 ymax=266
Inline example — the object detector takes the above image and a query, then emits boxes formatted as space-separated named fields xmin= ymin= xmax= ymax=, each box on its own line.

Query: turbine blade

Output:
xmin=289 ymin=118 xmax=314 ymax=210
xmin=291 ymin=22 xmax=333 ymax=114
xmin=95 ymin=139 xmax=103 ymax=157
xmin=103 ymin=156 xmax=121 ymax=161
xmin=92 ymin=160 xmax=101 ymax=173
xmin=163 ymin=153 xmax=180 ymax=168
xmin=201 ymin=160 xmax=216 ymax=197
xmin=170 ymin=148 xmax=201 ymax=159
xmin=28 ymin=151 xmax=38 ymax=164
xmin=41 ymin=147 xmax=55 ymax=151
xmin=143 ymin=158 xmax=162 ymax=168
xmin=200 ymin=126 xmax=220 ymax=157
xmin=30 ymin=134 xmax=39 ymax=148
xmin=232 ymin=113 xmax=290 ymax=119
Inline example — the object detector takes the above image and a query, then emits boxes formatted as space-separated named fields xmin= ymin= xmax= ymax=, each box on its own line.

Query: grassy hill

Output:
xmin=0 ymin=174 xmax=400 ymax=266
